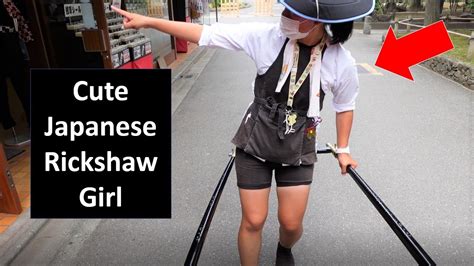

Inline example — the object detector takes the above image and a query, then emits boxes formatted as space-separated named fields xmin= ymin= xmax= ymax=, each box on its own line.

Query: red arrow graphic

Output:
xmin=375 ymin=20 xmax=454 ymax=80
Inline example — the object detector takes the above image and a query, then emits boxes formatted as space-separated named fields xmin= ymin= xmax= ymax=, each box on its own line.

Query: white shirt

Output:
xmin=198 ymin=22 xmax=359 ymax=113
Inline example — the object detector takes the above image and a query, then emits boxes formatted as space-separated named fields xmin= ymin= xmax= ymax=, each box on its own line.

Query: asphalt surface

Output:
xmin=10 ymin=5 xmax=473 ymax=266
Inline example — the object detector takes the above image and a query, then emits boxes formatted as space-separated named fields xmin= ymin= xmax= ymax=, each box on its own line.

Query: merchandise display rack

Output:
xmin=62 ymin=0 xmax=153 ymax=69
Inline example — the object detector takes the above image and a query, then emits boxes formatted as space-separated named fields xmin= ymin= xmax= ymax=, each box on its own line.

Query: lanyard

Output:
xmin=284 ymin=36 xmax=325 ymax=135
xmin=287 ymin=36 xmax=325 ymax=108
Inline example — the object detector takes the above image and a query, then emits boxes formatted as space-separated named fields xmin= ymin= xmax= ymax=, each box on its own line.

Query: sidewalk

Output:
xmin=169 ymin=42 xmax=199 ymax=70
xmin=0 ymin=145 xmax=41 ymax=265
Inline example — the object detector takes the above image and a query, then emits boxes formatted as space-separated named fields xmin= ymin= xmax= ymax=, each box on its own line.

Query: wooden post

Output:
xmin=467 ymin=31 xmax=474 ymax=60
xmin=385 ymin=19 xmax=396 ymax=44
xmin=90 ymin=0 xmax=112 ymax=68
xmin=363 ymin=16 xmax=371 ymax=35
xmin=0 ymin=144 xmax=22 ymax=214
xmin=394 ymin=18 xmax=399 ymax=36
xmin=406 ymin=15 xmax=412 ymax=33
xmin=424 ymin=0 xmax=441 ymax=26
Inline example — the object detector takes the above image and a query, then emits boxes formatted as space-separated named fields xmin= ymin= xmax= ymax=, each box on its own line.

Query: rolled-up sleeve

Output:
xmin=198 ymin=23 xmax=282 ymax=73
xmin=198 ymin=23 xmax=248 ymax=51
xmin=331 ymin=59 xmax=359 ymax=113
xmin=198 ymin=24 xmax=213 ymax=47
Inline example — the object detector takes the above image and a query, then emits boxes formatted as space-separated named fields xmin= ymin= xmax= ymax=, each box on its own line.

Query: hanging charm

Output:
xmin=305 ymin=126 xmax=316 ymax=139
xmin=305 ymin=116 xmax=322 ymax=140
xmin=287 ymin=113 xmax=297 ymax=126
xmin=284 ymin=110 xmax=297 ymax=135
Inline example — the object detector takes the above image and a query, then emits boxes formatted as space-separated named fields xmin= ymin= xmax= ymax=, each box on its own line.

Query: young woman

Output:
xmin=113 ymin=1 xmax=374 ymax=265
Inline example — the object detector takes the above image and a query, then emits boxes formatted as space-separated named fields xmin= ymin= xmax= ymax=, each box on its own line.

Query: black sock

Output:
xmin=277 ymin=242 xmax=292 ymax=253
xmin=276 ymin=242 xmax=295 ymax=266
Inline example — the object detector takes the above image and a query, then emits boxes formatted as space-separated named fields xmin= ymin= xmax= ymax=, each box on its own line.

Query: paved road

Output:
xmin=11 ymin=10 xmax=473 ymax=266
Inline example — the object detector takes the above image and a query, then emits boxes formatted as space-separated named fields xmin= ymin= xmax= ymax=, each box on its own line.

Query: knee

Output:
xmin=279 ymin=220 xmax=302 ymax=234
xmin=241 ymin=214 xmax=267 ymax=232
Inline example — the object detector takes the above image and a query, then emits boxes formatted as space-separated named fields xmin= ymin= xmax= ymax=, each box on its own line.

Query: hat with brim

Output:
xmin=280 ymin=0 xmax=375 ymax=23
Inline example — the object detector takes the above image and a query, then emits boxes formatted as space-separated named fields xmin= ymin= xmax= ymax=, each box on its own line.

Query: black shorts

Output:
xmin=235 ymin=148 xmax=314 ymax=189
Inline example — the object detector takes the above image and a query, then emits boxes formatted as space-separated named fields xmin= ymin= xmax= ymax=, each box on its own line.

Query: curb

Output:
xmin=172 ymin=47 xmax=208 ymax=83
xmin=0 ymin=209 xmax=47 ymax=265
xmin=419 ymin=55 xmax=474 ymax=90
xmin=171 ymin=47 xmax=217 ymax=114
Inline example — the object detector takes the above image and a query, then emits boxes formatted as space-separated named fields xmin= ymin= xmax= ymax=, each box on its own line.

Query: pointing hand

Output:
xmin=111 ymin=6 xmax=150 ymax=29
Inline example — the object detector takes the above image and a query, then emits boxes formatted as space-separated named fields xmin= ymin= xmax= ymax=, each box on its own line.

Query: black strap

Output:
xmin=253 ymin=97 xmax=307 ymax=116
xmin=319 ymin=84 xmax=325 ymax=111
xmin=319 ymin=43 xmax=328 ymax=111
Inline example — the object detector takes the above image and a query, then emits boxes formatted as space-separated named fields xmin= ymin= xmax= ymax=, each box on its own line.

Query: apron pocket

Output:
xmin=231 ymin=104 xmax=259 ymax=150
xmin=244 ymin=106 xmax=306 ymax=166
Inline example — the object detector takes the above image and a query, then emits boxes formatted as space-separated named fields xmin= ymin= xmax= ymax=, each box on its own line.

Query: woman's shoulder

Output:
xmin=324 ymin=42 xmax=356 ymax=69
xmin=239 ymin=22 xmax=285 ymax=40
xmin=203 ymin=22 xmax=284 ymax=43
xmin=207 ymin=22 xmax=280 ymax=33
xmin=240 ymin=22 xmax=281 ymax=31
xmin=321 ymin=42 xmax=358 ymax=91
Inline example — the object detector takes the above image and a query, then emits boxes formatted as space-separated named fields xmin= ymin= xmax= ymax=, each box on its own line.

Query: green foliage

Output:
xmin=375 ymin=0 xmax=383 ymax=14
xmin=209 ymin=0 xmax=221 ymax=9
xmin=445 ymin=30 xmax=474 ymax=65
xmin=398 ymin=29 xmax=474 ymax=65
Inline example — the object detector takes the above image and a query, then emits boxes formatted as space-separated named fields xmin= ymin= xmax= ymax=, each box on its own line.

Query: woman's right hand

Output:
xmin=111 ymin=6 xmax=150 ymax=29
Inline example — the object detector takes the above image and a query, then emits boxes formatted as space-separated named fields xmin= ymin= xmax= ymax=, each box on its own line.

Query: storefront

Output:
xmin=25 ymin=0 xmax=178 ymax=69
xmin=0 ymin=0 xmax=209 ymax=221
xmin=189 ymin=0 xmax=211 ymax=25
xmin=0 ymin=0 xmax=184 ymax=226
xmin=2 ymin=0 xmax=198 ymax=145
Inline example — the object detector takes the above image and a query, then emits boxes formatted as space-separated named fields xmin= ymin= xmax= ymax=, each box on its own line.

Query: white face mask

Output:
xmin=280 ymin=15 xmax=314 ymax=40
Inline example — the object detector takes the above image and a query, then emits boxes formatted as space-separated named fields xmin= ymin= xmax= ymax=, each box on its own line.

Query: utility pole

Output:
xmin=215 ymin=0 xmax=219 ymax=22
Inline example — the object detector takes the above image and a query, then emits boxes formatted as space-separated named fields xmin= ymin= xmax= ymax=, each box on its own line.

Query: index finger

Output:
xmin=111 ymin=6 xmax=132 ymax=19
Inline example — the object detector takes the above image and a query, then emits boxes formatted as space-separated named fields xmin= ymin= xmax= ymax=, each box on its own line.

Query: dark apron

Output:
xmin=232 ymin=39 xmax=327 ymax=166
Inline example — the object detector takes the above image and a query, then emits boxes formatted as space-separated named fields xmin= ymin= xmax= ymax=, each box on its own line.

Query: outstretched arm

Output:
xmin=111 ymin=6 xmax=203 ymax=43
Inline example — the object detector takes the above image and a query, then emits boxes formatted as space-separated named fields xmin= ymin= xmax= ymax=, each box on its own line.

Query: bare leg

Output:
xmin=238 ymin=188 xmax=270 ymax=266
xmin=277 ymin=185 xmax=311 ymax=248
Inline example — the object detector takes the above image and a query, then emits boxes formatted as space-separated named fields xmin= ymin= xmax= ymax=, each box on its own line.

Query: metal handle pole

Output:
xmin=184 ymin=151 xmax=235 ymax=266
xmin=326 ymin=143 xmax=436 ymax=265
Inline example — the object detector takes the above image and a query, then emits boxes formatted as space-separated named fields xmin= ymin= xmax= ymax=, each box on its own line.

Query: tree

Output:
xmin=425 ymin=0 xmax=441 ymax=25
xmin=408 ymin=0 xmax=422 ymax=11
xmin=449 ymin=0 xmax=459 ymax=14
xmin=385 ymin=0 xmax=397 ymax=12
